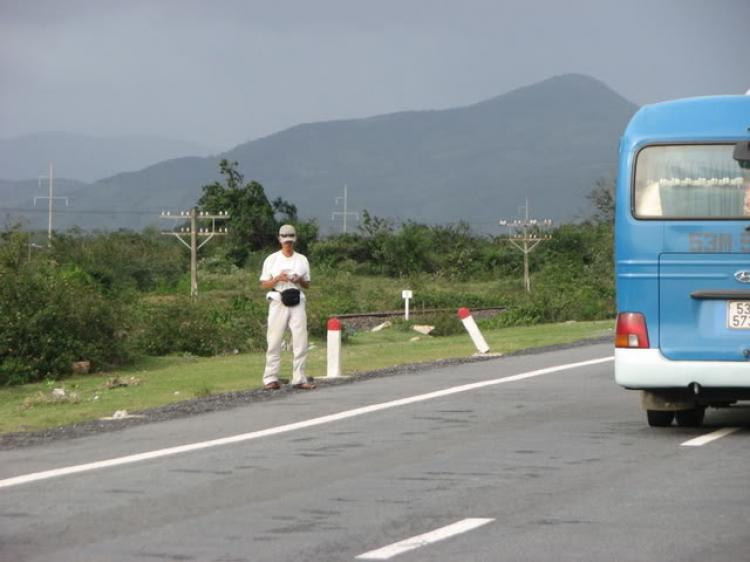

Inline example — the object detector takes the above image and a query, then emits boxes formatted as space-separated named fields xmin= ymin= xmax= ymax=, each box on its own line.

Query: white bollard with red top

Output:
xmin=458 ymin=308 xmax=490 ymax=354
xmin=325 ymin=318 xmax=342 ymax=378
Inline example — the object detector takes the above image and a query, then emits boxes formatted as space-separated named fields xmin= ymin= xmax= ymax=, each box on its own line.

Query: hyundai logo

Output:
xmin=736 ymin=271 xmax=750 ymax=283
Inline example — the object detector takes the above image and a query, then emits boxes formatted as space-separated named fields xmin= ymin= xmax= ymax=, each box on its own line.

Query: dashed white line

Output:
xmin=0 ymin=356 xmax=613 ymax=489
xmin=681 ymin=427 xmax=741 ymax=447
xmin=356 ymin=518 xmax=495 ymax=560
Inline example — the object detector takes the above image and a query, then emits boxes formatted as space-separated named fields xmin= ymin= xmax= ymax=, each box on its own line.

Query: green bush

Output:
xmin=131 ymin=295 xmax=267 ymax=357
xmin=488 ymin=266 xmax=614 ymax=328
xmin=306 ymin=274 xmax=365 ymax=338
xmin=50 ymin=227 xmax=188 ymax=294
xmin=310 ymin=216 xmax=510 ymax=280
xmin=391 ymin=287 xmax=502 ymax=310
xmin=0 ymin=266 xmax=131 ymax=385
xmin=427 ymin=313 xmax=465 ymax=337
xmin=390 ymin=313 xmax=464 ymax=337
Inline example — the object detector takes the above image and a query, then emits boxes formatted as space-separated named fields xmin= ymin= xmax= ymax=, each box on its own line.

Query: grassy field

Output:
xmin=0 ymin=320 xmax=612 ymax=434
xmin=196 ymin=268 xmax=526 ymax=310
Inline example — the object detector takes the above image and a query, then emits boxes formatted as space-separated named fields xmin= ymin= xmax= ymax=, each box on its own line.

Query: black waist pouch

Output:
xmin=280 ymin=288 xmax=301 ymax=307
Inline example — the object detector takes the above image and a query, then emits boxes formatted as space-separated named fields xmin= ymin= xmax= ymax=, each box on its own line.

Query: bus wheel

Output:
xmin=646 ymin=410 xmax=675 ymax=427
xmin=675 ymin=407 xmax=705 ymax=428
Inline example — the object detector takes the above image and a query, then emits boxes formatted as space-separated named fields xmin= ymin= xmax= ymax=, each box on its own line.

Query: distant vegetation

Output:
xmin=0 ymin=165 xmax=614 ymax=386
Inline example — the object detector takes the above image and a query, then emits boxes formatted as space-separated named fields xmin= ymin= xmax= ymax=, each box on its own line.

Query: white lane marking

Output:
xmin=680 ymin=427 xmax=741 ymax=447
xmin=356 ymin=518 xmax=495 ymax=560
xmin=0 ymin=356 xmax=613 ymax=489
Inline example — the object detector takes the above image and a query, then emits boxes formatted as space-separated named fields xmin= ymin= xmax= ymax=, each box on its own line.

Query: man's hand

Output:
xmin=261 ymin=273 xmax=288 ymax=290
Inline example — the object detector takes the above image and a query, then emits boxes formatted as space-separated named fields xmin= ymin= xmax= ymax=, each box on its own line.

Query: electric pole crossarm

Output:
xmin=159 ymin=208 xmax=230 ymax=299
xmin=197 ymin=233 xmax=216 ymax=250
xmin=33 ymin=162 xmax=69 ymax=247
xmin=160 ymin=214 xmax=228 ymax=220
xmin=332 ymin=211 xmax=360 ymax=220
xmin=34 ymin=197 xmax=68 ymax=205
xmin=161 ymin=232 xmax=192 ymax=250
xmin=526 ymin=239 xmax=543 ymax=252
xmin=507 ymin=239 xmax=526 ymax=253
xmin=498 ymin=198 xmax=553 ymax=293
xmin=332 ymin=184 xmax=359 ymax=233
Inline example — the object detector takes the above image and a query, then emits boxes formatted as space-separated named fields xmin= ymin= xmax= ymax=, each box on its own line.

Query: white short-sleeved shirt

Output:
xmin=260 ymin=251 xmax=311 ymax=294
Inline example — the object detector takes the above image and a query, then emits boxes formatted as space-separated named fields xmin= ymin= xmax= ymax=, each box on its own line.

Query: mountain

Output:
xmin=1 ymin=74 xmax=638 ymax=233
xmin=0 ymin=177 xmax=89 ymax=229
xmin=0 ymin=132 xmax=217 ymax=183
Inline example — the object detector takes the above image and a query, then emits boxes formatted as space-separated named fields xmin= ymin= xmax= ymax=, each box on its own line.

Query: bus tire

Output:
xmin=675 ymin=407 xmax=705 ymax=428
xmin=646 ymin=410 xmax=675 ymax=427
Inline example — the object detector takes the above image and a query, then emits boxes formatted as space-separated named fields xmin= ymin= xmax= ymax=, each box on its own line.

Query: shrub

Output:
xmin=50 ymin=227 xmax=188 ymax=294
xmin=0 ymin=266 xmax=131 ymax=385
xmin=488 ymin=269 xmax=614 ymax=328
xmin=391 ymin=287 xmax=502 ymax=310
xmin=131 ymin=295 xmax=267 ymax=357
xmin=427 ymin=312 xmax=465 ymax=337
xmin=306 ymin=276 xmax=365 ymax=338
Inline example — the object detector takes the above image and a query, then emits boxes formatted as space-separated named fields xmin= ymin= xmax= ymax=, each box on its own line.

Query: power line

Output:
xmin=0 ymin=207 xmax=164 ymax=215
xmin=1 ymin=206 xmax=555 ymax=230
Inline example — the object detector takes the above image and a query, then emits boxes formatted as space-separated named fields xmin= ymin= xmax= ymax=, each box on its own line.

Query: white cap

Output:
xmin=279 ymin=224 xmax=297 ymax=239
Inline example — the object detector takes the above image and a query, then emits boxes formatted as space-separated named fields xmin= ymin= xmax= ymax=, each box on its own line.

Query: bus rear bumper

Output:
xmin=615 ymin=348 xmax=750 ymax=389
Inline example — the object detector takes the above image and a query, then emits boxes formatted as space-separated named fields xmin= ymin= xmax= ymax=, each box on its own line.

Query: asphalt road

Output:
xmin=2 ymin=342 xmax=750 ymax=562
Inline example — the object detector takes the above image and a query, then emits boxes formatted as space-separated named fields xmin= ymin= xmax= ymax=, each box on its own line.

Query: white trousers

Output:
xmin=263 ymin=299 xmax=309 ymax=385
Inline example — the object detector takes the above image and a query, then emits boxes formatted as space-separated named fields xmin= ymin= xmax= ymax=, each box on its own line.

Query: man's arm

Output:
xmin=299 ymin=256 xmax=311 ymax=290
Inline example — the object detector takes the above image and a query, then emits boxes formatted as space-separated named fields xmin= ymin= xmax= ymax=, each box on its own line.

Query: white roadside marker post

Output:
xmin=458 ymin=308 xmax=490 ymax=354
xmin=325 ymin=318 xmax=342 ymax=378
xmin=402 ymin=290 xmax=413 ymax=321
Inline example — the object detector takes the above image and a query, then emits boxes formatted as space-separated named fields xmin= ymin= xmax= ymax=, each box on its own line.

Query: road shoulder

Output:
xmin=0 ymin=336 xmax=610 ymax=450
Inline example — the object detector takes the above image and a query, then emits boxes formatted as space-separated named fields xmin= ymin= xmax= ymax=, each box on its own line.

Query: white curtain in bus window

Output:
xmin=634 ymin=145 xmax=747 ymax=218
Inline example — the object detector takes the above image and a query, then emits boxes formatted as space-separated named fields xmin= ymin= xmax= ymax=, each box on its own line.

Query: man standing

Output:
xmin=259 ymin=225 xmax=316 ymax=390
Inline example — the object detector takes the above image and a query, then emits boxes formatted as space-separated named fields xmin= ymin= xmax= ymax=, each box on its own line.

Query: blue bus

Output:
xmin=615 ymin=94 xmax=750 ymax=427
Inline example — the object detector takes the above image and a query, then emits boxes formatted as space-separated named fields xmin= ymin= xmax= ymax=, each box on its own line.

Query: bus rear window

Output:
xmin=634 ymin=144 xmax=750 ymax=219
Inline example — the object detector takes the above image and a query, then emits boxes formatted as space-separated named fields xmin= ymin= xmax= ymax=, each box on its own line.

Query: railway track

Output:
xmin=333 ymin=306 xmax=507 ymax=330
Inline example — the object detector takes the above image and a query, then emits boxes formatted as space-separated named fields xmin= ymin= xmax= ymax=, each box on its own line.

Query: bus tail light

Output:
xmin=615 ymin=312 xmax=650 ymax=348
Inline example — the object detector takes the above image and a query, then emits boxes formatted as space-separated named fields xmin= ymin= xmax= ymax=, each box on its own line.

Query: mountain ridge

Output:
xmin=1 ymin=74 xmax=637 ymax=232
xmin=0 ymin=132 xmax=217 ymax=183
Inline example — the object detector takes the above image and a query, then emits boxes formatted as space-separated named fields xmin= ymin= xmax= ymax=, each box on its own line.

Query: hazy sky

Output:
xmin=1 ymin=0 xmax=748 ymax=150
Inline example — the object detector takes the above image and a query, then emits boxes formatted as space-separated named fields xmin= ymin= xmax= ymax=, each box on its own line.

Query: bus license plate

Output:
xmin=728 ymin=301 xmax=750 ymax=329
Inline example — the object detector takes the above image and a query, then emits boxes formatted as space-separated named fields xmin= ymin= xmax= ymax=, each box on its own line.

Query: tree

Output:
xmin=358 ymin=209 xmax=394 ymax=237
xmin=0 ymin=219 xmax=32 ymax=274
xmin=198 ymin=160 xmax=285 ymax=265
xmin=586 ymin=177 xmax=615 ymax=224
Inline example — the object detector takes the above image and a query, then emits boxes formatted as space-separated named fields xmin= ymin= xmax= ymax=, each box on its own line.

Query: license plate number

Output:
xmin=728 ymin=301 xmax=750 ymax=329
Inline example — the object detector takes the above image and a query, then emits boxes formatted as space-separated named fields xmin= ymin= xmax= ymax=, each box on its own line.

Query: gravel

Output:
xmin=0 ymin=336 xmax=610 ymax=450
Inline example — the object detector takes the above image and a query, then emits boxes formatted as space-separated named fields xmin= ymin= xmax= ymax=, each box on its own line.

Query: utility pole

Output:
xmin=332 ymin=184 xmax=359 ymax=234
xmin=160 ymin=208 xmax=230 ymax=299
xmin=498 ymin=198 xmax=552 ymax=293
xmin=33 ymin=162 xmax=69 ymax=247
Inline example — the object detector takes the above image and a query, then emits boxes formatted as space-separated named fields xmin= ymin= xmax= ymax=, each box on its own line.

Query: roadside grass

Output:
xmin=0 ymin=320 xmax=613 ymax=434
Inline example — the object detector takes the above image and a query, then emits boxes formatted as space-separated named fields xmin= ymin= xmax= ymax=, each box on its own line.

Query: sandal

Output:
xmin=264 ymin=381 xmax=281 ymax=391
